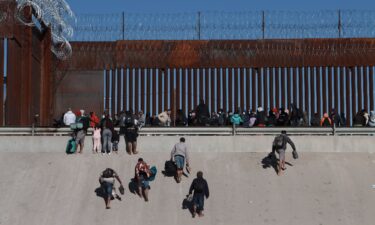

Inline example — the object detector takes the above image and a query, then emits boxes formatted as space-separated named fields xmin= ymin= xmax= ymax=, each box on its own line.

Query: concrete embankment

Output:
xmin=0 ymin=135 xmax=374 ymax=153
xmin=0 ymin=135 xmax=375 ymax=225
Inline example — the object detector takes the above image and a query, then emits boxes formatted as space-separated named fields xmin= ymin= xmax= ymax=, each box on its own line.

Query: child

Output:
xmin=112 ymin=129 xmax=120 ymax=154
xmin=92 ymin=126 xmax=101 ymax=153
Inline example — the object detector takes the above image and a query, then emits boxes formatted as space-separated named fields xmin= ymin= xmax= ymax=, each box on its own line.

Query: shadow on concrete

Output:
xmin=128 ymin=178 xmax=139 ymax=195
xmin=95 ymin=185 xmax=107 ymax=207
xmin=182 ymin=195 xmax=195 ymax=217
xmin=261 ymin=153 xmax=293 ymax=175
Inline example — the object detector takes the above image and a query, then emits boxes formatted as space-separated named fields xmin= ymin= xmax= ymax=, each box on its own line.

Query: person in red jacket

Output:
xmin=90 ymin=111 xmax=100 ymax=128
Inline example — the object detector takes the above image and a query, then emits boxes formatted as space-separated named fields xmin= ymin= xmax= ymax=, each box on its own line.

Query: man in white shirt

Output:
xmin=63 ymin=108 xmax=76 ymax=126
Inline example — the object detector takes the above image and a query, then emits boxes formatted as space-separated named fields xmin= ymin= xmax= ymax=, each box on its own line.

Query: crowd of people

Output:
xmin=97 ymin=137 xmax=210 ymax=218
xmin=55 ymin=100 xmax=375 ymax=131
xmin=59 ymin=106 xmax=302 ymax=217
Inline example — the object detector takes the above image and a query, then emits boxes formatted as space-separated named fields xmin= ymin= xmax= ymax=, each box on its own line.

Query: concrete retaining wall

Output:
xmin=0 ymin=135 xmax=374 ymax=153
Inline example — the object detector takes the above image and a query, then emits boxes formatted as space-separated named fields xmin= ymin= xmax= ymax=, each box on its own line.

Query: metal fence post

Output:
xmin=197 ymin=11 xmax=201 ymax=40
xmin=122 ymin=12 xmax=125 ymax=40
xmin=262 ymin=10 xmax=265 ymax=39
xmin=338 ymin=10 xmax=341 ymax=38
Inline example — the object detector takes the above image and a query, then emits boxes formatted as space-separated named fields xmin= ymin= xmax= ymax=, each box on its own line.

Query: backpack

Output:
xmin=194 ymin=179 xmax=205 ymax=193
xmin=273 ymin=135 xmax=285 ymax=149
xmin=125 ymin=116 xmax=134 ymax=127
xmin=102 ymin=168 xmax=114 ymax=178
xmin=78 ymin=116 xmax=90 ymax=130
xmin=164 ymin=160 xmax=177 ymax=176
xmin=66 ymin=138 xmax=77 ymax=154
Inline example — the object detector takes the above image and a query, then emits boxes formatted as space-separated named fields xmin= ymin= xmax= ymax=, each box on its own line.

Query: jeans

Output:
xmin=102 ymin=181 xmax=113 ymax=198
xmin=193 ymin=193 xmax=205 ymax=211
xmin=174 ymin=155 xmax=185 ymax=169
xmin=102 ymin=129 xmax=112 ymax=153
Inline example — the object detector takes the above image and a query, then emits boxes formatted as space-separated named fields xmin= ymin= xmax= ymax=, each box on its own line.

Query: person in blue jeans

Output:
xmin=188 ymin=171 xmax=209 ymax=218
xmin=170 ymin=137 xmax=190 ymax=183
xmin=99 ymin=168 xmax=123 ymax=209
xmin=100 ymin=113 xmax=113 ymax=155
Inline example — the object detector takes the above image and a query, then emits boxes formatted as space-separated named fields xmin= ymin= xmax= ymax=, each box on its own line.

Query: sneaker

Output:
xmin=108 ymin=152 xmax=111 ymax=155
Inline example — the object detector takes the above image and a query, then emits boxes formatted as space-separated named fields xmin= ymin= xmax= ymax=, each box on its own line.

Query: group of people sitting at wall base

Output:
xmin=97 ymin=137 xmax=210 ymax=218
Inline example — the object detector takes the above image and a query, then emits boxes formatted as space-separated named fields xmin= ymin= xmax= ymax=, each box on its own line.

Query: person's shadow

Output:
xmin=95 ymin=185 xmax=107 ymax=206
xmin=182 ymin=195 xmax=195 ymax=217
xmin=128 ymin=178 xmax=139 ymax=195
xmin=261 ymin=152 xmax=293 ymax=175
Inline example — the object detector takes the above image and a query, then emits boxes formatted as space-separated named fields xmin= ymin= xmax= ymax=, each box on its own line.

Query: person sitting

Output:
xmin=195 ymin=99 xmax=210 ymax=126
xmin=320 ymin=113 xmax=332 ymax=127
xmin=158 ymin=109 xmax=172 ymax=127
xmin=255 ymin=107 xmax=266 ymax=127
xmin=230 ymin=110 xmax=243 ymax=126
xmin=353 ymin=110 xmax=367 ymax=126
xmin=310 ymin=113 xmax=321 ymax=127
xmin=368 ymin=111 xmax=375 ymax=127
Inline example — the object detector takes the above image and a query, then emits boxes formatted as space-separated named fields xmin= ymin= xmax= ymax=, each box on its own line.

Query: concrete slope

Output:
xmin=1 ymin=151 xmax=375 ymax=225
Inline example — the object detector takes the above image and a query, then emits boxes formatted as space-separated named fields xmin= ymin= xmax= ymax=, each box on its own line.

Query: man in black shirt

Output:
xmin=188 ymin=171 xmax=209 ymax=218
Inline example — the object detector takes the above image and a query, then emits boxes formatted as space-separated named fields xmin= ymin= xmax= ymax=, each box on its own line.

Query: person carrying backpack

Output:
xmin=74 ymin=109 xmax=90 ymax=154
xmin=123 ymin=110 xmax=139 ymax=154
xmin=188 ymin=171 xmax=209 ymax=218
xmin=272 ymin=130 xmax=297 ymax=176
xmin=99 ymin=168 xmax=124 ymax=209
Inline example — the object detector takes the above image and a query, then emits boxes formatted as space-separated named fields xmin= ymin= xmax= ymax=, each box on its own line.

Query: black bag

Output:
xmin=164 ymin=160 xmax=177 ymax=176
xmin=292 ymin=150 xmax=299 ymax=159
xmin=125 ymin=116 xmax=134 ymax=127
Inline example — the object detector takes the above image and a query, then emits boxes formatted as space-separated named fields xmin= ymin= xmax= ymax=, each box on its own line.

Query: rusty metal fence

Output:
xmin=103 ymin=66 xmax=375 ymax=126
xmin=72 ymin=10 xmax=375 ymax=41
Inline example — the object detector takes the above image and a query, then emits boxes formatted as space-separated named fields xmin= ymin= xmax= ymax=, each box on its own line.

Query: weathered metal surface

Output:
xmin=0 ymin=39 xmax=3 ymax=126
xmin=57 ymin=39 xmax=375 ymax=70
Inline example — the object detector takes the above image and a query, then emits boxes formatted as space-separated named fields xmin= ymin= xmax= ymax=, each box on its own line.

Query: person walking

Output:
xmin=170 ymin=137 xmax=190 ymax=183
xmin=272 ymin=130 xmax=297 ymax=176
xmin=99 ymin=168 xmax=123 ymax=209
xmin=188 ymin=171 xmax=209 ymax=218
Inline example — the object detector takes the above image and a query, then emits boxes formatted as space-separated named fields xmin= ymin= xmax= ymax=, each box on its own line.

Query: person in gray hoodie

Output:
xmin=170 ymin=137 xmax=190 ymax=183
xmin=368 ymin=111 xmax=375 ymax=127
